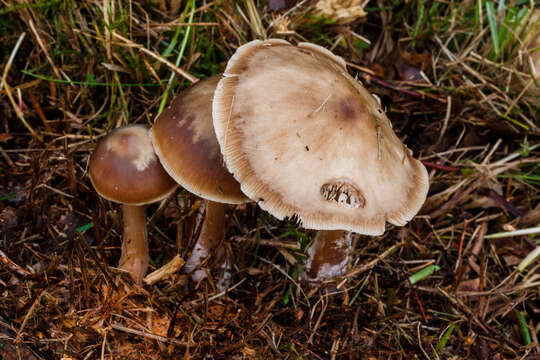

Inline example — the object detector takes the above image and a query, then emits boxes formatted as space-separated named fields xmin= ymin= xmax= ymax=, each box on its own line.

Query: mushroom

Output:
xmin=89 ymin=124 xmax=177 ymax=284
xmin=213 ymin=39 xmax=429 ymax=281
xmin=150 ymin=75 xmax=249 ymax=285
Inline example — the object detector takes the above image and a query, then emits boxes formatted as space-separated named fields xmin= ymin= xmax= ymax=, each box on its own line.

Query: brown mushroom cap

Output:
xmin=151 ymin=75 xmax=248 ymax=204
xmin=213 ymin=39 xmax=429 ymax=235
xmin=89 ymin=124 xmax=177 ymax=205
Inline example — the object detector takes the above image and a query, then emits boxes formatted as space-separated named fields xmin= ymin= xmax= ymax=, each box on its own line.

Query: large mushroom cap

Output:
xmin=151 ymin=76 xmax=249 ymax=204
xmin=213 ymin=39 xmax=429 ymax=235
xmin=89 ymin=124 xmax=177 ymax=205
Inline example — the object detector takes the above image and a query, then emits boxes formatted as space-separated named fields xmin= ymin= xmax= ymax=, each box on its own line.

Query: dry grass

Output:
xmin=0 ymin=0 xmax=539 ymax=359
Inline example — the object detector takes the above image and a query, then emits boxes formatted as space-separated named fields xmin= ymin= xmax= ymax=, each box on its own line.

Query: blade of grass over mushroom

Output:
xmin=158 ymin=0 xmax=196 ymax=114
xmin=408 ymin=264 xmax=441 ymax=285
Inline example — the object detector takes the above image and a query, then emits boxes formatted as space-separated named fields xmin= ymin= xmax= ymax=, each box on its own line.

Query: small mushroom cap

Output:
xmin=213 ymin=39 xmax=429 ymax=235
xmin=89 ymin=124 xmax=177 ymax=205
xmin=151 ymin=76 xmax=249 ymax=204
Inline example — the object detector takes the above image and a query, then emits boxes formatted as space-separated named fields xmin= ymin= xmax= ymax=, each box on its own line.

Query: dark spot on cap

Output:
xmin=338 ymin=96 xmax=365 ymax=120
xmin=185 ymin=115 xmax=195 ymax=125
xmin=305 ymin=146 xmax=309 ymax=151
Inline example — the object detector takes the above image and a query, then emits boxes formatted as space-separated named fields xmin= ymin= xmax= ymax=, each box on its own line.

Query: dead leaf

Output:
xmin=456 ymin=278 xmax=480 ymax=292
xmin=0 ymin=133 xmax=12 ymax=142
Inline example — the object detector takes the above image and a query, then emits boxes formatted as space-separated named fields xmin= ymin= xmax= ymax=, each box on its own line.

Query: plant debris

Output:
xmin=0 ymin=0 xmax=538 ymax=358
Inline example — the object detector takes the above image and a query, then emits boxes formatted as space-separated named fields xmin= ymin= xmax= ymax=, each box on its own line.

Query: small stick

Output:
xmin=421 ymin=160 xmax=460 ymax=172
xmin=0 ymin=250 xmax=44 ymax=281
xmin=144 ymin=254 xmax=185 ymax=285
xmin=454 ymin=219 xmax=468 ymax=273
xmin=273 ymin=327 xmax=325 ymax=360
xmin=413 ymin=290 xmax=429 ymax=323
xmin=257 ymin=239 xmax=301 ymax=250
xmin=465 ymin=222 xmax=487 ymax=275
xmin=360 ymin=73 xmax=447 ymax=102
xmin=28 ymin=20 xmax=62 ymax=80
xmin=27 ymin=92 xmax=52 ymax=132
xmin=1 ymin=81 xmax=42 ymax=142
xmin=111 ymin=323 xmax=189 ymax=346
xmin=308 ymin=294 xmax=328 ymax=344
xmin=345 ymin=242 xmax=402 ymax=278
xmin=15 ymin=290 xmax=47 ymax=343
xmin=0 ymin=32 xmax=26 ymax=92
xmin=112 ymin=32 xmax=198 ymax=83
xmin=485 ymin=227 xmax=540 ymax=239
xmin=0 ymin=144 xmax=16 ymax=169
xmin=434 ymin=96 xmax=452 ymax=147
xmin=77 ymin=232 xmax=118 ymax=291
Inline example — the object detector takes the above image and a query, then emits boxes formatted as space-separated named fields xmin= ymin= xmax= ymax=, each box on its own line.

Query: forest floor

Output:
xmin=0 ymin=0 xmax=539 ymax=359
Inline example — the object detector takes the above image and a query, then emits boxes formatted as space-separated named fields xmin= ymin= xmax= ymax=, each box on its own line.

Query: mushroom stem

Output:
xmin=119 ymin=204 xmax=149 ymax=285
xmin=184 ymin=199 xmax=228 ymax=280
xmin=304 ymin=230 xmax=352 ymax=282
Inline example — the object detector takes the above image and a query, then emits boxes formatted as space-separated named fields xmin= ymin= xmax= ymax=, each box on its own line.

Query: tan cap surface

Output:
xmin=213 ymin=39 xmax=429 ymax=235
xmin=151 ymin=76 xmax=248 ymax=204
xmin=89 ymin=124 xmax=177 ymax=205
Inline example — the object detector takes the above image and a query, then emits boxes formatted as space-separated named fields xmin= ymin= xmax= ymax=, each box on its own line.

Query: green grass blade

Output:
xmin=20 ymin=70 xmax=164 ymax=87
xmin=497 ymin=0 xmax=505 ymax=13
xmin=158 ymin=0 xmax=196 ymax=115
xmin=76 ymin=222 xmax=94 ymax=233
xmin=486 ymin=1 xmax=500 ymax=57
xmin=0 ymin=194 xmax=14 ymax=202
xmin=0 ymin=0 xmax=60 ymax=16
xmin=484 ymin=227 xmax=540 ymax=239
xmin=498 ymin=7 xmax=515 ymax=54
xmin=436 ymin=323 xmax=455 ymax=352
xmin=408 ymin=265 xmax=441 ymax=285
xmin=412 ymin=0 xmax=425 ymax=48
xmin=515 ymin=310 xmax=531 ymax=345
xmin=517 ymin=246 xmax=540 ymax=272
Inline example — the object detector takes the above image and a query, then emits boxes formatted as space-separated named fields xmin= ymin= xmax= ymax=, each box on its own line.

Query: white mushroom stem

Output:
xmin=118 ymin=204 xmax=149 ymax=285
xmin=184 ymin=200 xmax=228 ymax=280
xmin=304 ymin=230 xmax=352 ymax=282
